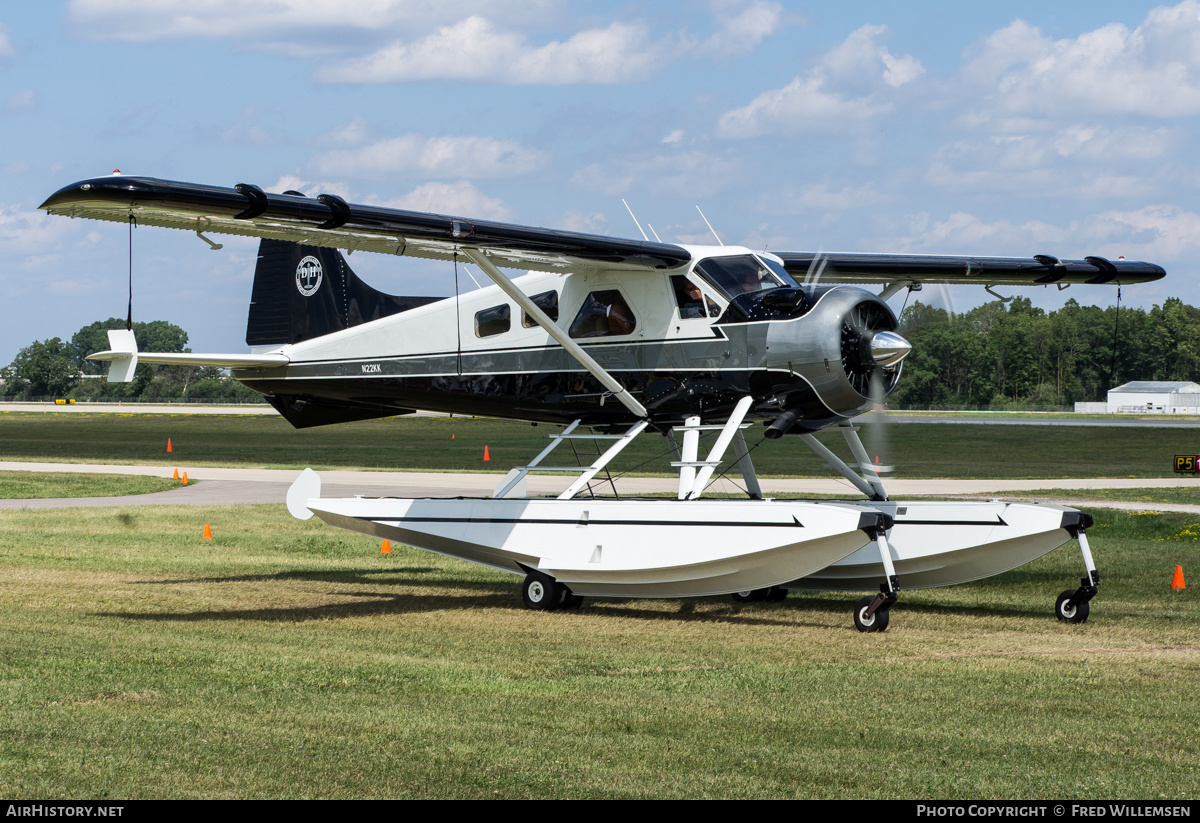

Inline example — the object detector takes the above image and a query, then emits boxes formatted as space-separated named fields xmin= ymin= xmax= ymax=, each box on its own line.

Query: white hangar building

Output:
xmin=1106 ymin=381 xmax=1200 ymax=414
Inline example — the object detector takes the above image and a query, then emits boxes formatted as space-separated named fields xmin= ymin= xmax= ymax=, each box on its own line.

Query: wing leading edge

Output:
xmin=776 ymin=252 xmax=1165 ymax=286
xmin=39 ymin=176 xmax=693 ymax=274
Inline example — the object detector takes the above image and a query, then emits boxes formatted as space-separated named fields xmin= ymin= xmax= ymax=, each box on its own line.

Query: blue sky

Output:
xmin=2 ymin=1 xmax=1199 ymax=362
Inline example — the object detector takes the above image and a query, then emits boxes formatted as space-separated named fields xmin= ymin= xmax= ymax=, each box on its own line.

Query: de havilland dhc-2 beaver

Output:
xmin=39 ymin=173 xmax=1166 ymax=631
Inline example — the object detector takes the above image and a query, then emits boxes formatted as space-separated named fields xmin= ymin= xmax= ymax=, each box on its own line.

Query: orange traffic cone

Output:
xmin=172 ymin=468 xmax=179 ymax=479
xmin=451 ymin=434 xmax=455 ymax=439
xmin=167 ymin=438 xmax=173 ymax=453
xmin=1173 ymin=565 xmax=1186 ymax=590
xmin=484 ymin=445 xmax=490 ymax=461
xmin=181 ymin=471 xmax=189 ymax=484
xmin=202 ymin=524 xmax=212 ymax=540
xmin=381 ymin=540 xmax=392 ymax=554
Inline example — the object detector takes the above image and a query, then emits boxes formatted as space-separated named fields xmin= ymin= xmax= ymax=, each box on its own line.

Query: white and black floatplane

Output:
xmin=42 ymin=174 xmax=1163 ymax=630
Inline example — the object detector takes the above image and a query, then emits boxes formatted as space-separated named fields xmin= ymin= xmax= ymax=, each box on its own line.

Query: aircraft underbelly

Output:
xmin=304 ymin=497 xmax=873 ymax=599
xmin=794 ymin=500 xmax=1073 ymax=590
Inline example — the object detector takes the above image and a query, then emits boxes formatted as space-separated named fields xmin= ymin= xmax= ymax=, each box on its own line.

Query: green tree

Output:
xmin=2 ymin=338 xmax=78 ymax=396
xmin=68 ymin=318 xmax=193 ymax=399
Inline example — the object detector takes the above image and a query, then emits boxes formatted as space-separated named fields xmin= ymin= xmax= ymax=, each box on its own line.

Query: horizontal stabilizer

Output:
xmin=88 ymin=349 xmax=289 ymax=372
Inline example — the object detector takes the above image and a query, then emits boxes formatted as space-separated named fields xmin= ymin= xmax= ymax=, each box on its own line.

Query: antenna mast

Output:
xmin=695 ymin=206 xmax=723 ymax=246
xmin=621 ymin=199 xmax=649 ymax=241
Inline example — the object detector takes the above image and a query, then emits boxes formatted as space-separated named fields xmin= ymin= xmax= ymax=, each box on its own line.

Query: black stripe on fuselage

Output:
xmin=892 ymin=518 xmax=1008 ymax=527
xmin=351 ymin=514 xmax=805 ymax=528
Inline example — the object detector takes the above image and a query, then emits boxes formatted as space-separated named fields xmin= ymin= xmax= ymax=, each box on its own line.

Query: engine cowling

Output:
xmin=762 ymin=287 xmax=909 ymax=436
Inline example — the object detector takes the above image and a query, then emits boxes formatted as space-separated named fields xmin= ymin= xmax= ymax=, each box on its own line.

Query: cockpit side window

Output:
xmin=694 ymin=255 xmax=796 ymax=301
xmin=670 ymin=275 xmax=721 ymax=319
xmin=568 ymin=290 xmax=636 ymax=338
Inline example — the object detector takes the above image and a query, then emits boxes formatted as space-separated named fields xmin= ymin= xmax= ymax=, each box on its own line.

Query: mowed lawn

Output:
xmin=0 ymin=504 xmax=1196 ymax=799
xmin=1 ymin=411 xmax=1198 ymax=478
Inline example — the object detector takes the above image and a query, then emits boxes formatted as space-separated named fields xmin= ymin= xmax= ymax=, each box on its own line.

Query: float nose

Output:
xmin=869 ymin=330 xmax=911 ymax=368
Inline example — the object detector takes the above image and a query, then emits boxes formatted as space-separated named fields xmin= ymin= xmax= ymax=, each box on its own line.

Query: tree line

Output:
xmin=1 ymin=318 xmax=261 ymax=401
xmin=891 ymin=296 xmax=1200 ymax=408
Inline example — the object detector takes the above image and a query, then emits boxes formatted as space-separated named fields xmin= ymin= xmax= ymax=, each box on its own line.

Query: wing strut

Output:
xmin=461 ymin=248 xmax=649 ymax=419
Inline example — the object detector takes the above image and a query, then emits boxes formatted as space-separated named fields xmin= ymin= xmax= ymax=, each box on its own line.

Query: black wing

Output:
xmin=776 ymin=252 xmax=1165 ymax=286
xmin=40 ymin=175 xmax=692 ymax=274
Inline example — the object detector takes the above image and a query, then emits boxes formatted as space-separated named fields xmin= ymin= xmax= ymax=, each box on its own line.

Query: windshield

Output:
xmin=693 ymin=255 xmax=796 ymax=301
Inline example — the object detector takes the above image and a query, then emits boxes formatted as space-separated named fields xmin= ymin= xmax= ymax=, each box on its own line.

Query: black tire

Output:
xmin=1055 ymin=590 xmax=1090 ymax=624
xmin=853 ymin=595 xmax=889 ymax=633
xmin=767 ymin=586 xmax=789 ymax=602
xmin=522 ymin=573 xmax=562 ymax=611
xmin=561 ymin=591 xmax=584 ymax=609
xmin=732 ymin=589 xmax=764 ymax=603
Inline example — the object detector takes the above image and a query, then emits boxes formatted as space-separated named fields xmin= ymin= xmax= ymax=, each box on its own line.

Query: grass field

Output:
xmin=1007 ymin=488 xmax=1200 ymax=506
xmin=0 ymin=470 xmax=182 ymax=499
xmin=0 ymin=503 xmax=1196 ymax=799
xmin=2 ymin=413 xmax=1198 ymax=798
xmin=1 ymin=411 xmax=1198 ymax=478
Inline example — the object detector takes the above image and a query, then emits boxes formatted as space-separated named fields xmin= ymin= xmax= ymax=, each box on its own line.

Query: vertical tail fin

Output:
xmin=245 ymin=240 xmax=439 ymax=346
xmin=103 ymin=328 xmax=139 ymax=382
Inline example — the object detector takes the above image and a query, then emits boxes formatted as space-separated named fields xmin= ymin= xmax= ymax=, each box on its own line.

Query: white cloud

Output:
xmin=66 ymin=0 xmax=550 ymax=41
xmin=717 ymin=74 xmax=886 ymax=138
xmin=760 ymin=183 xmax=884 ymax=214
xmin=68 ymin=2 xmax=783 ymax=85
xmin=1082 ymin=206 xmax=1200 ymax=261
xmin=319 ymin=116 xmax=370 ymax=147
xmin=698 ymin=0 xmax=783 ymax=57
xmin=311 ymin=134 xmax=544 ymax=179
xmin=884 ymin=211 xmax=1067 ymax=255
xmin=265 ymin=175 xmax=353 ymax=199
xmin=0 ymin=205 xmax=85 ymax=258
xmin=963 ymin=2 xmax=1200 ymax=119
xmin=318 ymin=16 xmax=668 ymax=84
xmin=367 ymin=181 xmax=511 ymax=220
xmin=925 ymin=126 xmax=1182 ymax=199
xmin=717 ymin=24 xmax=923 ymax=138
xmin=219 ymin=108 xmax=275 ymax=145
xmin=3 ymin=90 xmax=35 ymax=113
xmin=662 ymin=130 xmax=685 ymax=145
xmin=0 ymin=23 xmax=14 ymax=58
xmin=571 ymin=151 xmax=741 ymax=198
xmin=558 ymin=209 xmax=609 ymax=235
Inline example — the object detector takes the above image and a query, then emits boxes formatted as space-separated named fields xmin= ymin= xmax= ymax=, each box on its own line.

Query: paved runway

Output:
xmin=885 ymin=415 xmax=1200 ymax=428
xmin=3 ymin=461 xmax=1199 ymax=514
xmin=0 ymin=402 xmax=277 ymax=415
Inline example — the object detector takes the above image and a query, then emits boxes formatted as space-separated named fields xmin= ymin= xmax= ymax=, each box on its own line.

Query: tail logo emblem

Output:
xmin=296 ymin=256 xmax=324 ymax=296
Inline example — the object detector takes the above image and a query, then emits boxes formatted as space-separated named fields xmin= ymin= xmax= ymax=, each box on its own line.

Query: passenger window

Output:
xmin=522 ymin=290 xmax=560 ymax=328
xmin=569 ymin=290 xmax=636 ymax=338
xmin=475 ymin=304 xmax=511 ymax=338
xmin=671 ymin=276 xmax=720 ymax=319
